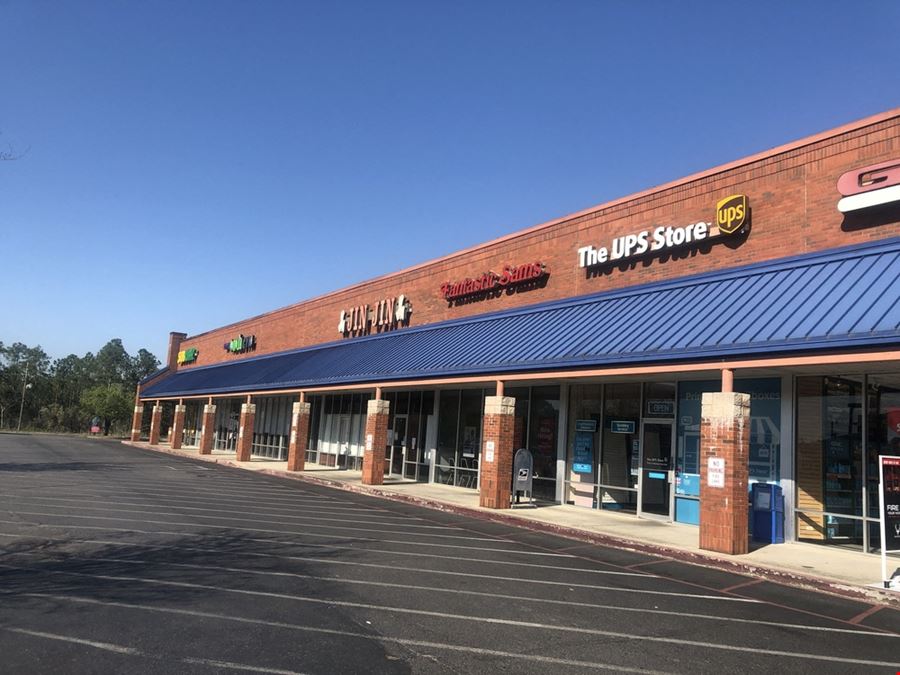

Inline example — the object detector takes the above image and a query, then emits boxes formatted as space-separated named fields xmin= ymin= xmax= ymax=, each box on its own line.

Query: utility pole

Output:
xmin=16 ymin=361 xmax=29 ymax=432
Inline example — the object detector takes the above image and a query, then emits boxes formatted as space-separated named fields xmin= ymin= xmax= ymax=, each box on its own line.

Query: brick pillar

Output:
xmin=170 ymin=404 xmax=186 ymax=449
xmin=479 ymin=396 xmax=516 ymax=509
xmin=699 ymin=392 xmax=751 ymax=555
xmin=362 ymin=399 xmax=390 ymax=485
xmin=148 ymin=404 xmax=163 ymax=445
xmin=287 ymin=401 xmax=312 ymax=471
xmin=199 ymin=404 xmax=216 ymax=455
xmin=130 ymin=405 xmax=144 ymax=442
xmin=236 ymin=402 xmax=256 ymax=462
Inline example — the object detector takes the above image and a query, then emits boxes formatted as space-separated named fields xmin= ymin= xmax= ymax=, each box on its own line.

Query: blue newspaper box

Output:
xmin=750 ymin=483 xmax=784 ymax=544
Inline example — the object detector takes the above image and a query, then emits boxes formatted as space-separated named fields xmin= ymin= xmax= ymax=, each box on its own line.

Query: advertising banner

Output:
xmin=879 ymin=455 xmax=900 ymax=588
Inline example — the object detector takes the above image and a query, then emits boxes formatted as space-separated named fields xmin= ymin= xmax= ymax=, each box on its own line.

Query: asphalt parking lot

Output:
xmin=1 ymin=434 xmax=898 ymax=674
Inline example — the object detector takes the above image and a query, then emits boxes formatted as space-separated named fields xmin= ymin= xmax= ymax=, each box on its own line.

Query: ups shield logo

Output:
xmin=716 ymin=195 xmax=749 ymax=235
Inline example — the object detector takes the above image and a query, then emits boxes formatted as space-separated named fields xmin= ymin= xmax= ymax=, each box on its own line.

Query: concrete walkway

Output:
xmin=125 ymin=441 xmax=900 ymax=607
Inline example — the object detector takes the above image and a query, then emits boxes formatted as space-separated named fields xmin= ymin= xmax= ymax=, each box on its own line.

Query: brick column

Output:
xmin=287 ymin=401 xmax=312 ymax=472
xmin=362 ymin=399 xmax=390 ymax=485
xmin=130 ymin=405 xmax=144 ymax=442
xmin=236 ymin=402 xmax=256 ymax=462
xmin=479 ymin=396 xmax=516 ymax=509
xmin=199 ymin=404 xmax=216 ymax=455
xmin=699 ymin=392 xmax=751 ymax=555
xmin=148 ymin=404 xmax=163 ymax=445
xmin=170 ymin=404 xmax=186 ymax=449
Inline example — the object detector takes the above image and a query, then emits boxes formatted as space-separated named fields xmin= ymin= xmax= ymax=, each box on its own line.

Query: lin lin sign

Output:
xmin=577 ymin=195 xmax=749 ymax=269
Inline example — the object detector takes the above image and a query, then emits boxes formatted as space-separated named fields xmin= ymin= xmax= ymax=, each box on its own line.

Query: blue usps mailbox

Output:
xmin=750 ymin=483 xmax=784 ymax=544
xmin=512 ymin=448 xmax=534 ymax=506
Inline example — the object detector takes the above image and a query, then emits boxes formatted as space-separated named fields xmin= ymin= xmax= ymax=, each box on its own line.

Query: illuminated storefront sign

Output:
xmin=176 ymin=347 xmax=199 ymax=365
xmin=837 ymin=159 xmax=900 ymax=213
xmin=577 ymin=195 xmax=749 ymax=269
xmin=440 ymin=262 xmax=549 ymax=303
xmin=338 ymin=295 xmax=412 ymax=337
xmin=224 ymin=334 xmax=256 ymax=354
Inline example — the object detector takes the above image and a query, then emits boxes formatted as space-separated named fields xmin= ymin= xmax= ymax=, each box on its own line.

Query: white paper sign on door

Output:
xmin=708 ymin=457 xmax=725 ymax=488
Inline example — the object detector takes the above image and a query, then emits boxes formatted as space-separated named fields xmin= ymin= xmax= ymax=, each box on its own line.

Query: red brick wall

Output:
xmin=172 ymin=115 xmax=900 ymax=372
xmin=170 ymin=405 xmax=186 ymax=449
xmin=362 ymin=400 xmax=390 ymax=485
xmin=199 ymin=405 xmax=216 ymax=454
xmin=287 ymin=401 xmax=311 ymax=472
xmin=699 ymin=393 xmax=751 ymax=555
xmin=480 ymin=397 xmax=517 ymax=509
xmin=236 ymin=403 xmax=255 ymax=462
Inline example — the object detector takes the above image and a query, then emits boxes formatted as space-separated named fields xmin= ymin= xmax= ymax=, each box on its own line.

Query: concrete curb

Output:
xmin=124 ymin=441 xmax=900 ymax=609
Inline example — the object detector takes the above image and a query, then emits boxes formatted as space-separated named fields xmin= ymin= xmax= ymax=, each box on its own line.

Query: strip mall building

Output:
xmin=135 ymin=109 xmax=900 ymax=556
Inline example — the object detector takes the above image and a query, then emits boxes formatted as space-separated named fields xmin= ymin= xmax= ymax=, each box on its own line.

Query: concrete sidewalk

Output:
xmin=124 ymin=440 xmax=900 ymax=607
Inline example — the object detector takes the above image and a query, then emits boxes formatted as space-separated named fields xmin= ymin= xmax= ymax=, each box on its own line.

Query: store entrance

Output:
xmin=638 ymin=419 xmax=674 ymax=520
xmin=389 ymin=415 xmax=407 ymax=476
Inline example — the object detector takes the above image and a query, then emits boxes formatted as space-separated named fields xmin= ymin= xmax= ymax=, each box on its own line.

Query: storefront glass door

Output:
xmin=390 ymin=415 xmax=407 ymax=476
xmin=639 ymin=420 xmax=674 ymax=519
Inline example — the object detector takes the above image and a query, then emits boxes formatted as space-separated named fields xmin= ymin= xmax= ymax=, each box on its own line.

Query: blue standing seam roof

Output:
xmin=141 ymin=238 xmax=900 ymax=398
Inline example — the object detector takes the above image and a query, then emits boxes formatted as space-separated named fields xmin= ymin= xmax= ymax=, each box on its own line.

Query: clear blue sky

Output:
xmin=2 ymin=1 xmax=899 ymax=363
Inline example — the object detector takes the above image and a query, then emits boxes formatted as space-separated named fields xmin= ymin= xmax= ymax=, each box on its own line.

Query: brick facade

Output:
xmin=479 ymin=396 xmax=516 ymax=509
xmin=236 ymin=403 xmax=255 ymax=462
xmin=362 ymin=399 xmax=390 ymax=485
xmin=699 ymin=392 xmax=751 ymax=555
xmin=165 ymin=114 xmax=900 ymax=374
xmin=199 ymin=404 xmax=216 ymax=455
xmin=170 ymin=404 xmax=186 ymax=449
xmin=130 ymin=405 xmax=144 ymax=442
xmin=287 ymin=400 xmax=312 ymax=472
xmin=148 ymin=404 xmax=163 ymax=445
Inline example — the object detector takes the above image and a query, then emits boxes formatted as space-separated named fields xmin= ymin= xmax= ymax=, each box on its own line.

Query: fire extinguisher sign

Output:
xmin=878 ymin=455 xmax=900 ymax=589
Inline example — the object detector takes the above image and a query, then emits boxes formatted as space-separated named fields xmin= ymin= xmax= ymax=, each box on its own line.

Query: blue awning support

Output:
xmin=141 ymin=238 xmax=900 ymax=399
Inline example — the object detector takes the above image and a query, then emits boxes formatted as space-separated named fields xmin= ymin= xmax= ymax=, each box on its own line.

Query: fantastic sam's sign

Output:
xmin=577 ymin=195 xmax=749 ymax=269
xmin=440 ymin=262 xmax=549 ymax=304
xmin=338 ymin=295 xmax=412 ymax=338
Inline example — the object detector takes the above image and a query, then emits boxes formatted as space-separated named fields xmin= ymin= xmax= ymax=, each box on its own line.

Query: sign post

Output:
xmin=879 ymin=455 xmax=900 ymax=588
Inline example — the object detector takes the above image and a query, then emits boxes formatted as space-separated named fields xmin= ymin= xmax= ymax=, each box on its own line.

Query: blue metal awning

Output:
xmin=141 ymin=238 xmax=900 ymax=398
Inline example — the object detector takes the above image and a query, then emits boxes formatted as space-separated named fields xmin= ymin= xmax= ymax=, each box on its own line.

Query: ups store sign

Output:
xmin=577 ymin=195 xmax=750 ymax=269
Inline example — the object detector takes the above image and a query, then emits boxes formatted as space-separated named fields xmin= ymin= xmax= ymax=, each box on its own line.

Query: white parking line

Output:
xmin=0 ymin=602 xmax=665 ymax=674
xmin=0 ymin=530 xmax=645 ymax=576
xmin=1 ymin=626 xmax=138 ymax=654
xmin=10 ymin=500 xmax=465 ymax=533
xmin=1 ymin=566 xmax=892 ymax=668
xmin=0 ymin=626 xmax=309 ymax=674
xmin=33 ymin=557 xmax=891 ymax=638
xmin=10 ymin=510 xmax=499 ymax=542
xmin=2 ymin=477 xmax=343 ymax=503
xmin=2 ymin=491 xmax=424 ymax=521
xmin=0 ymin=554 xmax=750 ymax=601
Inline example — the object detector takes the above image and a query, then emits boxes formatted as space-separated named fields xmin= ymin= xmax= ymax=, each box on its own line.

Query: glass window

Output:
xmin=600 ymin=383 xmax=640 ymax=512
xmin=566 ymin=384 xmax=602 ymax=507
xmin=529 ymin=386 xmax=560 ymax=501
xmin=644 ymin=382 xmax=675 ymax=418
xmin=866 ymin=374 xmax=900 ymax=552
xmin=796 ymin=376 xmax=863 ymax=547
xmin=436 ymin=390 xmax=460 ymax=485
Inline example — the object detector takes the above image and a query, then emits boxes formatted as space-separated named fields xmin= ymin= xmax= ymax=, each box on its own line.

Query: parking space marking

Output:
xmin=0 ymin=569 xmax=893 ymax=668
xmin=9 ymin=510 xmax=504 ymax=542
xmin=32 ymin=557 xmax=891 ymax=637
xmin=1 ymin=595 xmax=667 ymax=674
xmin=0 ymin=626 xmax=309 ymax=674
xmin=9 ymin=500 xmax=468 ymax=533
xmin=4 ymin=492 xmax=428 ymax=523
